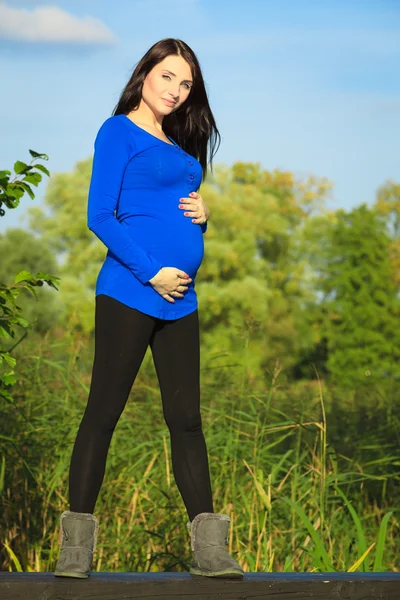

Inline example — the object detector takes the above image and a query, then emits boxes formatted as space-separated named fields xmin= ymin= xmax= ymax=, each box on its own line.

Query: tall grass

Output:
xmin=0 ymin=325 xmax=399 ymax=572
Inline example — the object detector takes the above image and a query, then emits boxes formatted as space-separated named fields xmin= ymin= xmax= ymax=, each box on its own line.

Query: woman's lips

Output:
xmin=163 ymin=99 xmax=176 ymax=106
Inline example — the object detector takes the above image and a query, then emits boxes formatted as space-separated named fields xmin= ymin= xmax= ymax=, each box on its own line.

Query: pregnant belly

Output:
xmin=121 ymin=215 xmax=204 ymax=277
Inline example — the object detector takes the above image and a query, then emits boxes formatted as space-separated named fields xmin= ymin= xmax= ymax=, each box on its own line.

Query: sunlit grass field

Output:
xmin=1 ymin=325 xmax=398 ymax=573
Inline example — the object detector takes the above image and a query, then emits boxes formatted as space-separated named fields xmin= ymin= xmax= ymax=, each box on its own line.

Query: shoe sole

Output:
xmin=54 ymin=571 xmax=89 ymax=578
xmin=190 ymin=566 xmax=244 ymax=578
xmin=55 ymin=568 xmax=242 ymax=579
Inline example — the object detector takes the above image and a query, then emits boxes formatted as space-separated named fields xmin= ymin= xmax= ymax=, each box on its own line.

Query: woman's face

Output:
xmin=142 ymin=54 xmax=193 ymax=115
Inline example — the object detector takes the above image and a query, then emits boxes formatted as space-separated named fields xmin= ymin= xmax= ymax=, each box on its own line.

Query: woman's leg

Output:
xmin=149 ymin=309 xmax=214 ymax=522
xmin=69 ymin=294 xmax=156 ymax=513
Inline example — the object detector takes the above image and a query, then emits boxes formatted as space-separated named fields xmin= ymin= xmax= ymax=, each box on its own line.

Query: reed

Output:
xmin=0 ymin=326 xmax=398 ymax=573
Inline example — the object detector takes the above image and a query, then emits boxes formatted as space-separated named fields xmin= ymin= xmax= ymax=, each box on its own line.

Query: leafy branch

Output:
xmin=0 ymin=150 xmax=60 ymax=405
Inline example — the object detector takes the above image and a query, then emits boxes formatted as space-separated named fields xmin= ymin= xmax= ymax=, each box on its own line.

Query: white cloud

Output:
xmin=0 ymin=2 xmax=117 ymax=44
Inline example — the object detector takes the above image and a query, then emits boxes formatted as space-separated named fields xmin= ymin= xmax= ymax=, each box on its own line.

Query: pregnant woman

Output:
xmin=54 ymin=38 xmax=244 ymax=579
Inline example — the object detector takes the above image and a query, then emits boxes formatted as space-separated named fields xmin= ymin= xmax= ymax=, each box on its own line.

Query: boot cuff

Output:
xmin=61 ymin=511 xmax=98 ymax=522
xmin=186 ymin=512 xmax=230 ymax=550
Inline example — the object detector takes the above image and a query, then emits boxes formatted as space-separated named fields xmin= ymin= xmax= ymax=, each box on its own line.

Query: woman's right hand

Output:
xmin=148 ymin=267 xmax=192 ymax=303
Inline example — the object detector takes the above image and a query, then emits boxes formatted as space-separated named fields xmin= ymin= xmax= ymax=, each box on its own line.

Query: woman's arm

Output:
xmin=87 ymin=118 xmax=162 ymax=285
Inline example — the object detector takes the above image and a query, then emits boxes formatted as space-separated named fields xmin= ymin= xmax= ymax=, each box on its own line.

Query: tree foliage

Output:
xmin=0 ymin=151 xmax=59 ymax=405
xmin=315 ymin=204 xmax=400 ymax=387
xmin=25 ymin=158 xmax=334 ymax=382
xmin=18 ymin=152 xmax=400 ymax=392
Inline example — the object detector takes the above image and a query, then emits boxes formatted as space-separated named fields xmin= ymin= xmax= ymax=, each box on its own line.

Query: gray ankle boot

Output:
xmin=54 ymin=510 xmax=99 ymax=578
xmin=186 ymin=512 xmax=244 ymax=578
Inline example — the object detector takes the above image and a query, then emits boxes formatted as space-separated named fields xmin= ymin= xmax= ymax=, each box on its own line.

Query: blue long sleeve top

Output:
xmin=87 ymin=114 xmax=207 ymax=320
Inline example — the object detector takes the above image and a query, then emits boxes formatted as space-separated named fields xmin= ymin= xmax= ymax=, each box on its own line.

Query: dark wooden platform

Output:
xmin=1 ymin=571 xmax=399 ymax=599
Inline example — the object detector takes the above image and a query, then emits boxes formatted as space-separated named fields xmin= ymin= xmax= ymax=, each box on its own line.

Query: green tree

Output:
xmin=0 ymin=228 xmax=61 ymax=333
xmin=318 ymin=204 xmax=400 ymax=388
xmin=26 ymin=157 xmax=332 ymax=383
xmin=197 ymin=163 xmax=332 ymax=383
xmin=26 ymin=157 xmax=95 ymax=332
xmin=0 ymin=150 xmax=59 ymax=404
xmin=374 ymin=179 xmax=400 ymax=290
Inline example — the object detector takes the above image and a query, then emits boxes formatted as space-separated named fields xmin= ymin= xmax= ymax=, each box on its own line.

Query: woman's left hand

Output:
xmin=178 ymin=191 xmax=210 ymax=225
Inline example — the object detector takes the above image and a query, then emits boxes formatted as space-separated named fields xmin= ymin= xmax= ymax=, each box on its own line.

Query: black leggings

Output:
xmin=68 ymin=294 xmax=214 ymax=522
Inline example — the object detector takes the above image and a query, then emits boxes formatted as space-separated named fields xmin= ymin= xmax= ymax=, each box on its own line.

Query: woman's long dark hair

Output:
xmin=112 ymin=38 xmax=220 ymax=181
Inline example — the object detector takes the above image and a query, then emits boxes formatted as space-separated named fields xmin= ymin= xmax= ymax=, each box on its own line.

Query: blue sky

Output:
xmin=1 ymin=0 xmax=399 ymax=232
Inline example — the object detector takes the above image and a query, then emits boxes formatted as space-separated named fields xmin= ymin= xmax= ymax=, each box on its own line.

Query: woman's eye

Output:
xmin=163 ymin=74 xmax=191 ymax=90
